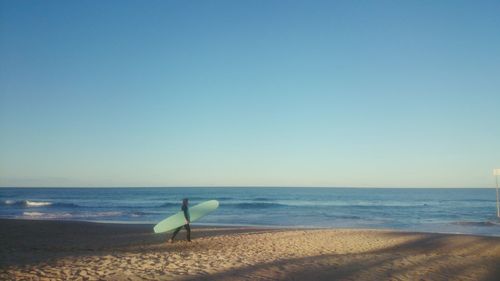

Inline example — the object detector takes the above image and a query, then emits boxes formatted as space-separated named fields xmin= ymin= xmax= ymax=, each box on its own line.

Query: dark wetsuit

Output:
xmin=171 ymin=205 xmax=191 ymax=241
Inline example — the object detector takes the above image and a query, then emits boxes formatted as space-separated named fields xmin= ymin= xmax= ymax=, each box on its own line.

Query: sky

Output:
xmin=0 ymin=0 xmax=499 ymax=188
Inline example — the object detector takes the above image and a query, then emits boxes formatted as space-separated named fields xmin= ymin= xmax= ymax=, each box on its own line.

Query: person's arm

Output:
xmin=183 ymin=206 xmax=190 ymax=224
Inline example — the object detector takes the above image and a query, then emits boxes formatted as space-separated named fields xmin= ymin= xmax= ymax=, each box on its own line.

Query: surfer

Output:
xmin=169 ymin=198 xmax=191 ymax=242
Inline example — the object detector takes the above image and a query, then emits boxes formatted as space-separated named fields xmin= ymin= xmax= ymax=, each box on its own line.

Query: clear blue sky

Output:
xmin=1 ymin=0 xmax=499 ymax=187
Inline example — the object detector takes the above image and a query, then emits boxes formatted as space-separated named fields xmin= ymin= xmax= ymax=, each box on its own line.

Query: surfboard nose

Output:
xmin=211 ymin=200 xmax=220 ymax=208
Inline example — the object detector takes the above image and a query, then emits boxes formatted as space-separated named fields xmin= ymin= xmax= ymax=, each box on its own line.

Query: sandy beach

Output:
xmin=1 ymin=219 xmax=499 ymax=281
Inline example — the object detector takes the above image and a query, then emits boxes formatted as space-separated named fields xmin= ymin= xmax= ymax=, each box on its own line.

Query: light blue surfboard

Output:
xmin=153 ymin=200 xmax=219 ymax=234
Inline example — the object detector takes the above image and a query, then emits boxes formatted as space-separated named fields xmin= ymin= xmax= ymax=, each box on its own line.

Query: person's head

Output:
xmin=182 ymin=198 xmax=189 ymax=206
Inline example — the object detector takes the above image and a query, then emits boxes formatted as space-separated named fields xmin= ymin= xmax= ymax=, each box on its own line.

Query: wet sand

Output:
xmin=1 ymin=219 xmax=499 ymax=280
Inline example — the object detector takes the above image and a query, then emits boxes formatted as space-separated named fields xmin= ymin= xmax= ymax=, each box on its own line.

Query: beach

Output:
xmin=1 ymin=219 xmax=499 ymax=281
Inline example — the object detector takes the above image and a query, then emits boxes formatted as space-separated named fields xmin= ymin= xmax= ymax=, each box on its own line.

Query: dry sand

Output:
xmin=1 ymin=219 xmax=499 ymax=281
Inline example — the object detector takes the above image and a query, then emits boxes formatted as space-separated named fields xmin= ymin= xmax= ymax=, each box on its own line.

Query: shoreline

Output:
xmin=2 ymin=217 xmax=500 ymax=238
xmin=1 ymin=219 xmax=500 ymax=280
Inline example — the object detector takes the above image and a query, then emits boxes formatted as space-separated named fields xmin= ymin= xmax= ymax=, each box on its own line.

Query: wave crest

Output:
xmin=230 ymin=202 xmax=286 ymax=209
xmin=26 ymin=200 xmax=52 ymax=207
xmin=21 ymin=211 xmax=124 ymax=219
xmin=2 ymin=200 xmax=79 ymax=208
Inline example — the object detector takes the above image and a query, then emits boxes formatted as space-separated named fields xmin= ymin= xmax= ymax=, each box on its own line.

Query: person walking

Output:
xmin=169 ymin=198 xmax=191 ymax=242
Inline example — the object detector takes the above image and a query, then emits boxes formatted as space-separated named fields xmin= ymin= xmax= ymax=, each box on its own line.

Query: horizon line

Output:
xmin=0 ymin=186 xmax=495 ymax=189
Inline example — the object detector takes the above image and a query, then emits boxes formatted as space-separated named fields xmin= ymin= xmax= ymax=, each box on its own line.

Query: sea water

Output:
xmin=1 ymin=187 xmax=499 ymax=236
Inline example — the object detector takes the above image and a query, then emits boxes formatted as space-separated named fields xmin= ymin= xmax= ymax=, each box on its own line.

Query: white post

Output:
xmin=495 ymin=169 xmax=500 ymax=218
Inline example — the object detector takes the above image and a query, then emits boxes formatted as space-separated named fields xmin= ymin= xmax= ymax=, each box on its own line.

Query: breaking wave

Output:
xmin=2 ymin=200 xmax=79 ymax=208
xmin=21 ymin=211 xmax=125 ymax=219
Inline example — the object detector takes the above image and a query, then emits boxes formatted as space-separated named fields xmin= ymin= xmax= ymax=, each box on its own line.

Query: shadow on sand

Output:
xmin=1 ymin=219 xmax=499 ymax=280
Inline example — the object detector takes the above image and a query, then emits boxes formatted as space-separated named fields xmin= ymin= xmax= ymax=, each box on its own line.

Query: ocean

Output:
xmin=1 ymin=187 xmax=499 ymax=237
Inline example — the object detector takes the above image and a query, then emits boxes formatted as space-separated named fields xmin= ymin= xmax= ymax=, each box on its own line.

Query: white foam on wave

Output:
xmin=22 ymin=211 xmax=72 ymax=219
xmin=26 ymin=200 xmax=53 ymax=207
xmin=20 ymin=211 xmax=124 ymax=220
xmin=90 ymin=211 xmax=123 ymax=217
xmin=4 ymin=200 xmax=16 ymax=205
xmin=22 ymin=211 xmax=45 ymax=216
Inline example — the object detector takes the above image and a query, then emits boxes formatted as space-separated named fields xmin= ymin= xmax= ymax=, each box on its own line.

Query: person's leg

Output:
xmin=185 ymin=224 xmax=191 ymax=241
xmin=170 ymin=226 xmax=182 ymax=242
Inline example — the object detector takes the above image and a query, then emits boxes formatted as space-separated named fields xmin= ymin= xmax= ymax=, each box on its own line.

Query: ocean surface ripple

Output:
xmin=1 ymin=187 xmax=499 ymax=236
